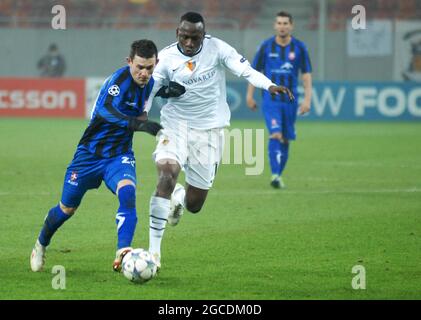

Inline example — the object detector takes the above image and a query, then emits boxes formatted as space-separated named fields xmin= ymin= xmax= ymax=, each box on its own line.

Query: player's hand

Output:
xmin=136 ymin=111 xmax=148 ymax=121
xmin=137 ymin=120 xmax=163 ymax=136
xmin=130 ymin=113 xmax=162 ymax=136
xmin=298 ymin=101 xmax=311 ymax=115
xmin=246 ymin=96 xmax=258 ymax=111
xmin=156 ymin=81 xmax=186 ymax=98
xmin=268 ymin=85 xmax=295 ymax=101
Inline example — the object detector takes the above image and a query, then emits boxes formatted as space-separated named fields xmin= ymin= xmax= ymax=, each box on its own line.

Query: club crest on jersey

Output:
xmin=288 ymin=52 xmax=296 ymax=60
xmin=70 ymin=171 xmax=78 ymax=181
xmin=108 ymin=85 xmax=120 ymax=96
xmin=67 ymin=171 xmax=78 ymax=186
xmin=271 ymin=119 xmax=280 ymax=129
xmin=185 ymin=60 xmax=196 ymax=71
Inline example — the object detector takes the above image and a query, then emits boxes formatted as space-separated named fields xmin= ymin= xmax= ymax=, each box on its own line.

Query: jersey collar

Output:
xmin=274 ymin=35 xmax=293 ymax=47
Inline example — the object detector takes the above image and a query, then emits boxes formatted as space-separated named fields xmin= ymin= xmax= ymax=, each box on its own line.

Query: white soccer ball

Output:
xmin=121 ymin=248 xmax=157 ymax=283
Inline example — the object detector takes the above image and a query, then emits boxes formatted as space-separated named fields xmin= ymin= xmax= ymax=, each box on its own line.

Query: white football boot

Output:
xmin=30 ymin=239 xmax=46 ymax=272
xmin=112 ymin=247 xmax=133 ymax=272
xmin=279 ymin=176 xmax=286 ymax=189
xmin=151 ymin=252 xmax=161 ymax=273
xmin=270 ymin=175 xmax=286 ymax=189
xmin=168 ymin=183 xmax=185 ymax=226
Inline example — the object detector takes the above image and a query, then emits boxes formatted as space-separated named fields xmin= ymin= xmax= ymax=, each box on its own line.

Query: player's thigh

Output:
xmin=263 ymin=103 xmax=283 ymax=136
xmin=185 ymin=128 xmax=224 ymax=191
xmin=103 ymin=153 xmax=137 ymax=194
xmin=281 ymin=102 xmax=298 ymax=141
xmin=153 ymin=127 xmax=188 ymax=170
xmin=61 ymin=159 xmax=103 ymax=208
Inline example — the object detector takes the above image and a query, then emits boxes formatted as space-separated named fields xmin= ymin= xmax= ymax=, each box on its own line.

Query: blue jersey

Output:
xmin=252 ymin=36 xmax=312 ymax=103
xmin=78 ymin=66 xmax=154 ymax=158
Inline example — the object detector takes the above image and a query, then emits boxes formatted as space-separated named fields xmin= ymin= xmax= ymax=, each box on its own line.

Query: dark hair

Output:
xmin=180 ymin=11 xmax=205 ymax=29
xmin=277 ymin=11 xmax=293 ymax=23
xmin=129 ymin=39 xmax=158 ymax=60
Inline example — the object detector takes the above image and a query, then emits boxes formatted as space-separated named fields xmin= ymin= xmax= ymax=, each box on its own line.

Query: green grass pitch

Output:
xmin=0 ymin=118 xmax=420 ymax=300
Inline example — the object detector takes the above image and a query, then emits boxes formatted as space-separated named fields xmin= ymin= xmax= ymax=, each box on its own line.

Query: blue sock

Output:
xmin=268 ymin=138 xmax=281 ymax=177
xmin=279 ymin=142 xmax=290 ymax=176
xmin=116 ymin=185 xmax=138 ymax=249
xmin=38 ymin=204 xmax=72 ymax=247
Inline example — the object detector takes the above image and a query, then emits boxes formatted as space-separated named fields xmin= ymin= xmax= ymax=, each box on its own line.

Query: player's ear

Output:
xmin=126 ymin=57 xmax=131 ymax=64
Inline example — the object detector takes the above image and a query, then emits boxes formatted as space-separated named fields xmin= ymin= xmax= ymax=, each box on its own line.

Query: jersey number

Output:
xmin=122 ymin=156 xmax=135 ymax=167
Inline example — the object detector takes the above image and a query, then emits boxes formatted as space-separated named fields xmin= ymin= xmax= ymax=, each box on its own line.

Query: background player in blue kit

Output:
xmin=29 ymin=40 xmax=184 ymax=273
xmin=246 ymin=11 xmax=313 ymax=189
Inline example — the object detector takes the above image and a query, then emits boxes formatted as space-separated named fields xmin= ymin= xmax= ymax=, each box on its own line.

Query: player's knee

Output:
xmin=157 ymin=171 xmax=177 ymax=195
xmin=59 ymin=202 xmax=77 ymax=215
xmin=117 ymin=179 xmax=135 ymax=191
xmin=117 ymin=184 xmax=136 ymax=209
xmin=270 ymin=133 xmax=283 ymax=141
xmin=185 ymin=200 xmax=203 ymax=214
xmin=271 ymin=133 xmax=288 ymax=144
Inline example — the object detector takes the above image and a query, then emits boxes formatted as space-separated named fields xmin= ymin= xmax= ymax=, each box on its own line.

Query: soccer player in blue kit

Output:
xmin=30 ymin=40 xmax=184 ymax=272
xmin=246 ymin=11 xmax=313 ymax=189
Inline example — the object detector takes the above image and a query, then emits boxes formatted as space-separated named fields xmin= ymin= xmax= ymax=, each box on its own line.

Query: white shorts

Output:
xmin=153 ymin=125 xmax=225 ymax=190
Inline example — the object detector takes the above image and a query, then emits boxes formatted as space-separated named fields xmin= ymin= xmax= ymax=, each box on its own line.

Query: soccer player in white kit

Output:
xmin=145 ymin=12 xmax=294 ymax=269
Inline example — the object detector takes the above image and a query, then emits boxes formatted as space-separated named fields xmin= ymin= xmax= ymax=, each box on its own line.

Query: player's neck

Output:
xmin=275 ymin=35 xmax=292 ymax=47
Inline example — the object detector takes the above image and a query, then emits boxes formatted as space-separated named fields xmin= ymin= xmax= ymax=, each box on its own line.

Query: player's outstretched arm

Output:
xmin=128 ymin=111 xmax=162 ymax=136
xmin=132 ymin=119 xmax=162 ymax=136
xmin=98 ymin=99 xmax=162 ymax=136
xmin=241 ymin=65 xmax=294 ymax=102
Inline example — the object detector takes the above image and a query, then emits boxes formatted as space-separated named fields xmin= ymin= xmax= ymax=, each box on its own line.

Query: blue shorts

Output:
xmin=262 ymin=101 xmax=298 ymax=140
xmin=61 ymin=148 xmax=137 ymax=208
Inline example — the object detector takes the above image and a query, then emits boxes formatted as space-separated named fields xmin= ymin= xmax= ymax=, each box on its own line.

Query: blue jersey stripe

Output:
xmin=253 ymin=44 xmax=266 ymax=71
xmin=296 ymin=42 xmax=312 ymax=74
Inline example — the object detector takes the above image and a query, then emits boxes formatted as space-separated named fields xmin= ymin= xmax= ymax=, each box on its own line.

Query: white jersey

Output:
xmin=149 ymin=36 xmax=254 ymax=130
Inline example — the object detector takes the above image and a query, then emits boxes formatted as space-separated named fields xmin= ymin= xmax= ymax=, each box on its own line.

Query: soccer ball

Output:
xmin=121 ymin=248 xmax=158 ymax=283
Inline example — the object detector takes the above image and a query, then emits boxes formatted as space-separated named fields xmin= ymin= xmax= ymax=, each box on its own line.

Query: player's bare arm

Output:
xmin=298 ymin=73 xmax=312 ymax=115
xmin=246 ymin=83 xmax=258 ymax=111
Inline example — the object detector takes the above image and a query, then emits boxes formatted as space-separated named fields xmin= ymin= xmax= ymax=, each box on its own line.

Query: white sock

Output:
xmin=174 ymin=185 xmax=186 ymax=207
xmin=149 ymin=196 xmax=170 ymax=257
